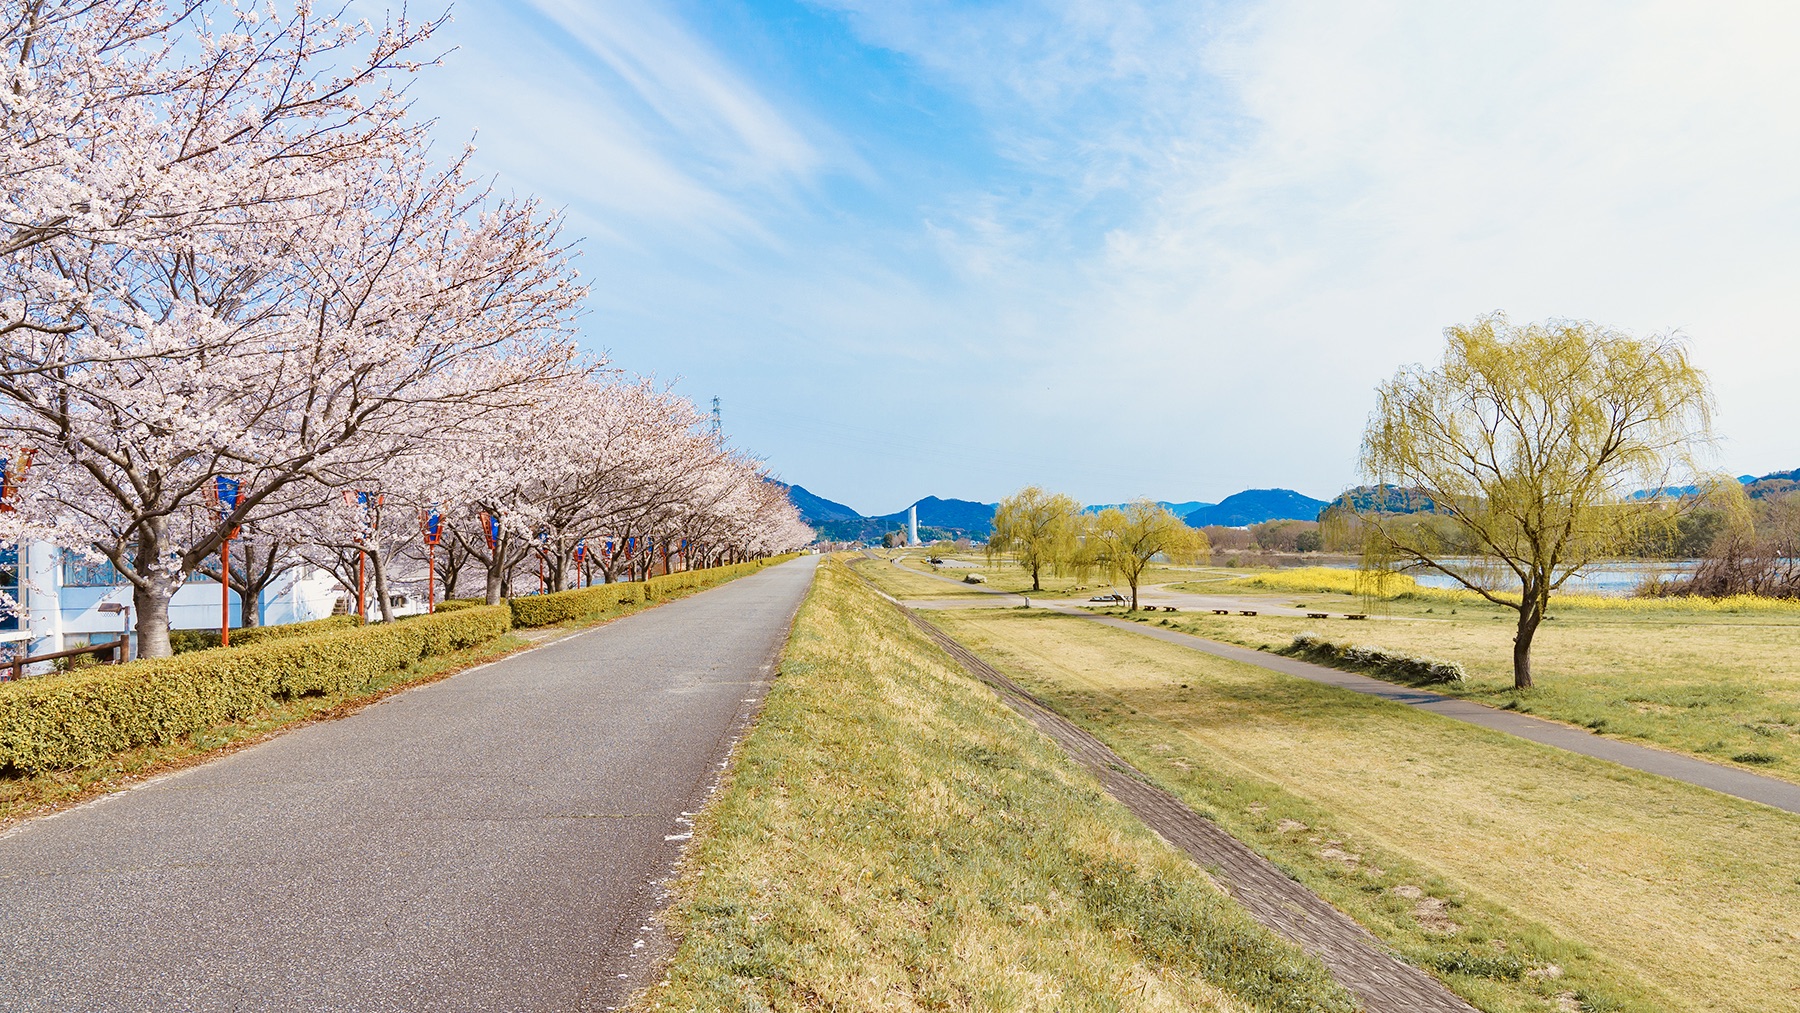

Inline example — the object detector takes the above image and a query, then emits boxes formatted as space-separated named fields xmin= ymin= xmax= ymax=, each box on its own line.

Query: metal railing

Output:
xmin=2 ymin=639 xmax=126 ymax=681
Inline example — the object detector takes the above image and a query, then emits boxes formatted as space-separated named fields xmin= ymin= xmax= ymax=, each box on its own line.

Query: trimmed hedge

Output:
xmin=508 ymin=554 xmax=802 ymax=626
xmin=0 ymin=555 xmax=803 ymax=774
xmin=434 ymin=598 xmax=482 ymax=612
xmin=1279 ymin=633 xmax=1466 ymax=686
xmin=234 ymin=614 xmax=364 ymax=646
xmin=645 ymin=553 xmax=801 ymax=599
xmin=168 ymin=615 xmax=365 ymax=654
xmin=0 ymin=605 xmax=511 ymax=774
xmin=509 ymin=582 xmax=647 ymax=628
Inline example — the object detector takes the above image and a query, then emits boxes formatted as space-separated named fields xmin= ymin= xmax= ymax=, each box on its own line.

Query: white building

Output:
xmin=1 ymin=541 xmax=342 ymax=666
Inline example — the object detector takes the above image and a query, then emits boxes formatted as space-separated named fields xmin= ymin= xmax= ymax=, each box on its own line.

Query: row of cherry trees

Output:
xmin=0 ymin=2 xmax=811 ymax=657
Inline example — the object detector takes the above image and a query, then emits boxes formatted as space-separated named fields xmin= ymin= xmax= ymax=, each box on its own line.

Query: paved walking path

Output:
xmin=0 ymin=557 xmax=818 ymax=1013
xmin=899 ymin=605 xmax=1478 ymax=1013
xmin=876 ymin=556 xmax=1800 ymax=815
xmin=1070 ymin=613 xmax=1800 ymax=815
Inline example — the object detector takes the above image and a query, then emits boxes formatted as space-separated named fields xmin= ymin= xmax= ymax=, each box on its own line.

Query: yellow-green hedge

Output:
xmin=646 ymin=554 xmax=802 ymax=599
xmin=0 ymin=605 xmax=511 ymax=774
xmin=231 ymin=614 xmax=363 ymax=646
xmin=509 ymin=582 xmax=647 ymax=628
xmin=0 ymin=555 xmax=805 ymax=774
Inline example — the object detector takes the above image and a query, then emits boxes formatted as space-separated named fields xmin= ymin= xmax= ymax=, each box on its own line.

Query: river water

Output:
xmin=1318 ymin=558 xmax=1699 ymax=596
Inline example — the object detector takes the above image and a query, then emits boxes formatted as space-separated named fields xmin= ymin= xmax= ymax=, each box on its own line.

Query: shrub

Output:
xmin=645 ymin=554 xmax=801 ymax=600
xmin=509 ymin=582 xmax=646 ymax=628
xmin=0 ymin=605 xmax=511 ymax=774
xmin=1280 ymin=633 xmax=1467 ymax=686
xmin=169 ymin=629 xmax=223 ymax=654
xmin=434 ymin=598 xmax=482 ymax=612
xmin=231 ymin=615 xmax=363 ymax=646
xmin=167 ymin=615 xmax=364 ymax=654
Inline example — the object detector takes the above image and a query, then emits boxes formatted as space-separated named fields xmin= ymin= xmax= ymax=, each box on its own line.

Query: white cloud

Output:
xmin=819 ymin=0 xmax=1800 ymax=497
xmin=376 ymin=1 xmax=1800 ymax=506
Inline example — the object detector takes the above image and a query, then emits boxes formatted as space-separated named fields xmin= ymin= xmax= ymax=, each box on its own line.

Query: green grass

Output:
xmin=637 ymin=560 xmax=1355 ymax=1013
xmin=1131 ymin=580 xmax=1800 ymax=782
xmin=932 ymin=607 xmax=1800 ymax=1013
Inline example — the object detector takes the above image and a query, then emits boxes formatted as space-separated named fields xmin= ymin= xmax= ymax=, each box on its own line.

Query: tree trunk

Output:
xmin=484 ymin=563 xmax=504 ymax=605
xmin=1512 ymin=581 xmax=1544 ymax=690
xmin=370 ymin=548 xmax=396 ymax=623
xmin=239 ymin=575 xmax=264 ymax=627
xmin=1128 ymin=577 xmax=1139 ymax=612
xmin=1031 ymin=563 xmax=1041 ymax=592
xmin=133 ymin=583 xmax=173 ymax=659
xmin=131 ymin=517 xmax=176 ymax=658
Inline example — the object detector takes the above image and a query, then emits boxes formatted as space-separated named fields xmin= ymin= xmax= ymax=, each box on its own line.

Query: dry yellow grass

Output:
xmin=1139 ymin=588 xmax=1800 ymax=781
xmin=934 ymin=608 xmax=1800 ymax=1013
xmin=636 ymin=561 xmax=1353 ymax=1013
xmin=1223 ymin=566 xmax=1800 ymax=615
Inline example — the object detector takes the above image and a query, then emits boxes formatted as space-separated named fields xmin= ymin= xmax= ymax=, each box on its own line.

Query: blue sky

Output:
xmin=403 ymin=0 xmax=1800 ymax=516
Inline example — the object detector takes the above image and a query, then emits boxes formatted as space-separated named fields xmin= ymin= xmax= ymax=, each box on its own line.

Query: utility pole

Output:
xmin=711 ymin=396 xmax=722 ymax=442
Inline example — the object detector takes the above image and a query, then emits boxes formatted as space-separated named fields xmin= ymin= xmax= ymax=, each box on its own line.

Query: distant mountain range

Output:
xmin=782 ymin=484 xmax=1331 ymax=543
xmin=782 ymin=468 xmax=1799 ymax=543
xmin=779 ymin=485 xmax=1001 ymax=542
xmin=1183 ymin=489 xmax=1330 ymax=528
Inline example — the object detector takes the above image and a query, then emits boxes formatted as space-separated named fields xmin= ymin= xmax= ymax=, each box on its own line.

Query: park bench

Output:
xmin=1345 ymin=614 xmax=1369 ymax=620
xmin=1239 ymin=610 xmax=1258 ymax=616
xmin=1307 ymin=612 xmax=1329 ymax=619
xmin=1212 ymin=609 xmax=1230 ymax=615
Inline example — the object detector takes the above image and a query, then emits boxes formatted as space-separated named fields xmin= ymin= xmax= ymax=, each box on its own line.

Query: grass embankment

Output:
xmin=638 ymin=560 xmax=1354 ymax=1013
xmin=0 ymin=560 xmax=793 ymax=829
xmin=933 ymin=608 xmax=1800 ymax=1013
xmin=1156 ymin=567 xmax=1800 ymax=781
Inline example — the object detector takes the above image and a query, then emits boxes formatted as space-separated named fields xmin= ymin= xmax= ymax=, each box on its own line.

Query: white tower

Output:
xmin=908 ymin=504 xmax=919 ymax=546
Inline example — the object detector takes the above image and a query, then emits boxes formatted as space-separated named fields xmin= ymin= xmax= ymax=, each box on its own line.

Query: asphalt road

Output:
xmin=0 ymin=555 xmax=818 ymax=1013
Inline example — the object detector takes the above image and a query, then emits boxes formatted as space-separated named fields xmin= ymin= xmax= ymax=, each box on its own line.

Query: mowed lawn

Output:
xmin=933 ymin=608 xmax=1800 ymax=1013
xmin=1149 ymin=582 xmax=1800 ymax=782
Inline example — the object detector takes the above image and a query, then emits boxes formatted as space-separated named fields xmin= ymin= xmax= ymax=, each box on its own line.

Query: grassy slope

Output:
xmin=932 ymin=607 xmax=1800 ymax=1013
xmin=637 ymin=560 xmax=1355 ymax=1013
xmin=1149 ymin=575 xmax=1800 ymax=781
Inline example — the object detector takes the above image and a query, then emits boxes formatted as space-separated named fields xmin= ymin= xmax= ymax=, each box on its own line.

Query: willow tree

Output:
xmin=986 ymin=486 xmax=1085 ymax=591
xmin=1088 ymin=500 xmax=1210 ymax=611
xmin=1359 ymin=314 xmax=1713 ymax=689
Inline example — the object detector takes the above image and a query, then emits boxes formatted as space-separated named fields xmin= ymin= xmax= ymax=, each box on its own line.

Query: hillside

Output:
xmin=781 ymin=483 xmax=862 ymax=524
xmin=874 ymin=496 xmax=997 ymax=536
xmin=1184 ymin=489 xmax=1329 ymax=527
xmin=789 ymin=488 xmax=998 ymax=542
xmin=1322 ymin=485 xmax=1438 ymax=516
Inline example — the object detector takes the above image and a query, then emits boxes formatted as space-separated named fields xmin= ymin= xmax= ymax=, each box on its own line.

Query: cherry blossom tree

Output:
xmin=0 ymin=5 xmax=584 ymax=656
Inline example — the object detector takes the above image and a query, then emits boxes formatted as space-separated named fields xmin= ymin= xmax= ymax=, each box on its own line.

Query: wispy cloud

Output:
xmin=397 ymin=0 xmax=1800 ymax=506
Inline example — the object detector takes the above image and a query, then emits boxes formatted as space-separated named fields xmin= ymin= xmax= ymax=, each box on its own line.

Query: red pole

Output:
xmin=427 ymin=543 xmax=437 ymax=614
xmin=357 ymin=550 xmax=366 ymax=621
xmin=221 ymin=536 xmax=231 ymax=647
